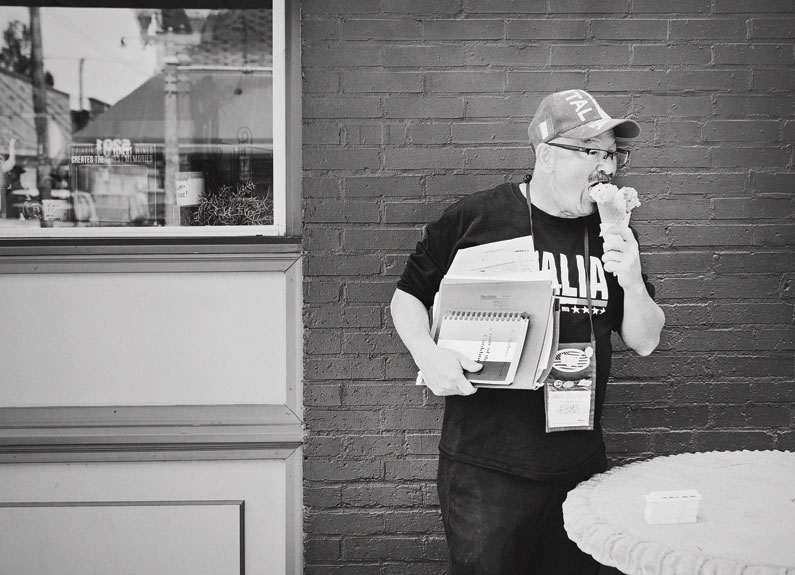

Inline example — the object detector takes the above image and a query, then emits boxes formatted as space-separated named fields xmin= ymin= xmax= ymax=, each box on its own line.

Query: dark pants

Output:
xmin=437 ymin=452 xmax=607 ymax=575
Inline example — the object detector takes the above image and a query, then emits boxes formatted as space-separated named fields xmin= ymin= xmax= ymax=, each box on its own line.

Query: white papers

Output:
xmin=446 ymin=235 xmax=538 ymax=276
xmin=418 ymin=237 xmax=560 ymax=391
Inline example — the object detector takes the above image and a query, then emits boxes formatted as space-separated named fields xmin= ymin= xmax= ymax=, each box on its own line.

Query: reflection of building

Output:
xmin=73 ymin=8 xmax=274 ymax=226
xmin=0 ymin=69 xmax=72 ymax=194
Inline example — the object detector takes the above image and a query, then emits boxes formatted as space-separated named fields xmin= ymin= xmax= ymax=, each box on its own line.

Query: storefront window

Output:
xmin=0 ymin=4 xmax=286 ymax=237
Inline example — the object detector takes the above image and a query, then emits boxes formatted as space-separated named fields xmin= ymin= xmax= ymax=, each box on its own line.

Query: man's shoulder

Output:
xmin=443 ymin=182 xmax=521 ymax=217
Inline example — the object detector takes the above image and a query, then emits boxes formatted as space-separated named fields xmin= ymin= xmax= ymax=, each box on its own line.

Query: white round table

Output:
xmin=563 ymin=451 xmax=795 ymax=575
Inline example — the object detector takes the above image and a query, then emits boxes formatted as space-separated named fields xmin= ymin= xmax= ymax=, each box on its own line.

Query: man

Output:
xmin=391 ymin=89 xmax=665 ymax=574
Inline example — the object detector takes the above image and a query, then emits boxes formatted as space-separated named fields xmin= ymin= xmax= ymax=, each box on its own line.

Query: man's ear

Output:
xmin=535 ymin=143 xmax=555 ymax=174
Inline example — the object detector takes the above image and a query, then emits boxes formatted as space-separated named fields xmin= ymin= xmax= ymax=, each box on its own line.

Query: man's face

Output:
xmin=547 ymin=130 xmax=617 ymax=219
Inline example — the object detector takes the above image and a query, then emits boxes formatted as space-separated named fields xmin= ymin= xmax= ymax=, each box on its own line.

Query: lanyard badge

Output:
xmin=544 ymin=338 xmax=597 ymax=432
xmin=543 ymin=224 xmax=597 ymax=433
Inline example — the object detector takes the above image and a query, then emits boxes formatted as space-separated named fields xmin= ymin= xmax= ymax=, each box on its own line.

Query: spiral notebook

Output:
xmin=436 ymin=310 xmax=530 ymax=385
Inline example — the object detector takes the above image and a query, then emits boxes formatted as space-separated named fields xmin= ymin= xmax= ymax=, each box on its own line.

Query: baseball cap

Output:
xmin=528 ymin=89 xmax=640 ymax=150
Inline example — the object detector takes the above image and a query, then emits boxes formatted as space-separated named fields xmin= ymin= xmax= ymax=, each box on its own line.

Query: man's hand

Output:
xmin=600 ymin=226 xmax=644 ymax=290
xmin=416 ymin=345 xmax=481 ymax=397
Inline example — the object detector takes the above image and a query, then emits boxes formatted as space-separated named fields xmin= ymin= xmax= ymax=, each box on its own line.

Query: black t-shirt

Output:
xmin=396 ymin=182 xmax=654 ymax=480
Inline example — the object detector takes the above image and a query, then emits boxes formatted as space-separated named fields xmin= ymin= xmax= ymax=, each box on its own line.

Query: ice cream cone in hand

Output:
xmin=589 ymin=183 xmax=640 ymax=236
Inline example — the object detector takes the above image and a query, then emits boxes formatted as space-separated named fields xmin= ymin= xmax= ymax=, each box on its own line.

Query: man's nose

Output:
xmin=597 ymin=156 xmax=616 ymax=176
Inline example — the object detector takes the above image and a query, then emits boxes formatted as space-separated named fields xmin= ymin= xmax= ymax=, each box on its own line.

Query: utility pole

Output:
xmin=29 ymin=7 xmax=51 ymax=226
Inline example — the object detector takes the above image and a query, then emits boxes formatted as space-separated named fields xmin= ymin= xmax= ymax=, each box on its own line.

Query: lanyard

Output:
xmin=524 ymin=184 xmax=596 ymax=342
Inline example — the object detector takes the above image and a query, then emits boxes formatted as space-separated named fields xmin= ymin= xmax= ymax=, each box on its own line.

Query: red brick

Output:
xmin=383 ymin=201 xmax=451 ymax=224
xmin=384 ymin=147 xmax=464 ymax=169
xmin=343 ymin=19 xmax=422 ymax=40
xmin=755 ymin=69 xmax=795 ymax=90
xmin=305 ymin=485 xmax=344 ymax=508
xmin=304 ymin=71 xmax=341 ymax=94
xmin=631 ymin=146 xmax=711 ymax=168
xmin=306 ymin=356 xmax=386 ymax=380
xmin=343 ymin=535 xmax=427 ymax=561
xmin=551 ymin=0 xmax=629 ymax=13
xmin=303 ymin=45 xmax=383 ymax=67
xmin=713 ymin=43 xmax=794 ymax=65
xmin=712 ymin=302 xmax=794 ymax=324
xmin=306 ymin=409 xmax=383 ymax=432
xmin=632 ymin=44 xmax=711 ymax=65
xmin=712 ymin=146 xmax=791 ymax=168
xmin=305 ymin=383 xmax=343 ymax=407
xmin=346 ymin=176 xmax=423 ymax=198
xmin=667 ymin=172 xmax=749 ymax=197
xmin=632 ymin=0 xmax=710 ymax=13
xmin=591 ymin=19 xmax=667 ymax=40
xmin=383 ymin=46 xmax=467 ymax=67
xmin=383 ymin=408 xmax=444 ymax=431
xmin=304 ymin=227 xmax=343 ymax=252
xmin=703 ymin=120 xmax=781 ymax=142
xmin=427 ymin=71 xmax=506 ymax=93
xmin=306 ymin=329 xmax=344 ymax=354
xmin=633 ymin=95 xmax=713 ymax=118
xmin=467 ymin=45 xmax=548 ymax=66
xmin=406 ymin=433 xmax=442 ymax=455
xmin=508 ymin=71 xmax=587 ymax=91
xmin=551 ymin=44 xmax=629 ymax=65
xmin=305 ymin=199 xmax=381 ymax=223
xmin=506 ymin=19 xmax=587 ymax=39
xmin=753 ymin=224 xmax=795 ymax=246
xmin=658 ymin=303 xmax=711 ymax=326
xmin=345 ymin=280 xmax=399 ymax=303
xmin=465 ymin=147 xmax=531 ymax=170
xmin=344 ymin=382 xmax=425 ymax=406
xmin=306 ymin=537 xmax=342 ymax=562
xmin=384 ymin=510 xmax=444 ymax=534
xmin=303 ymin=0 xmax=381 ymax=15
xmin=754 ymin=172 xmax=795 ymax=194
xmin=304 ymin=148 xmax=381 ymax=170
xmin=385 ymin=458 xmax=439 ymax=480
xmin=305 ymin=177 xmax=343 ymax=199
xmin=631 ymin=406 xmax=710 ymax=429
xmin=715 ymin=95 xmax=795 ymax=118
xmin=305 ymin=254 xmax=383 ymax=276
xmin=465 ymin=95 xmax=539 ymax=119
xmin=713 ymin=354 xmax=793 ymax=377
xmin=383 ymin=0 xmax=461 ymax=14
xmin=669 ymin=18 xmax=748 ymax=39
xmin=716 ymin=251 xmax=794 ymax=273
xmin=716 ymin=0 xmax=794 ymax=12
xmin=384 ymin=96 xmax=465 ymax=119
xmin=749 ymin=18 xmax=795 ymax=38
xmin=302 ymin=20 xmax=342 ymax=42
xmin=694 ymin=431 xmax=775 ymax=451
xmin=304 ymin=96 xmax=382 ymax=119
xmin=424 ymin=19 xmax=505 ymax=40
xmin=602 ymin=431 xmax=653 ymax=453
xmin=342 ymin=484 xmax=424 ymax=507
xmin=713 ymin=198 xmax=794 ymax=219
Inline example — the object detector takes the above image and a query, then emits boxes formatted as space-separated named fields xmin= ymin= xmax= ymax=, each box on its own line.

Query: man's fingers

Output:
xmin=460 ymin=358 xmax=483 ymax=373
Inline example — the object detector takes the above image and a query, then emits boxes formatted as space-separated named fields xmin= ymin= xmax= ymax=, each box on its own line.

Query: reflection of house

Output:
xmin=0 ymin=67 xmax=72 ymax=185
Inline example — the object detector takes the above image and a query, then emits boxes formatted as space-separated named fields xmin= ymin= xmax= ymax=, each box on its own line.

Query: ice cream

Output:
xmin=589 ymin=183 xmax=640 ymax=236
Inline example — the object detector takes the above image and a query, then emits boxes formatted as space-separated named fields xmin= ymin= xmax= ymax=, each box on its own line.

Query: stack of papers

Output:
xmin=418 ymin=235 xmax=560 ymax=390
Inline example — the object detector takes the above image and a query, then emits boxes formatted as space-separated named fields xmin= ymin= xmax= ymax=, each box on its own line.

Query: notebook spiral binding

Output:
xmin=442 ymin=311 xmax=530 ymax=321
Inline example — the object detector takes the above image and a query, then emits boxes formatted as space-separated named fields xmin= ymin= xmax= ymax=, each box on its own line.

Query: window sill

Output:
xmin=0 ymin=236 xmax=302 ymax=273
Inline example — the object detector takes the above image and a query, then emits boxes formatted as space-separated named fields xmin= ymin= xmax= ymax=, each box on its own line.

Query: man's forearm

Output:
xmin=390 ymin=288 xmax=437 ymax=362
xmin=620 ymin=283 xmax=665 ymax=356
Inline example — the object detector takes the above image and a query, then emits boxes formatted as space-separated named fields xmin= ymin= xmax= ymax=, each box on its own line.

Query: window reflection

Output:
xmin=0 ymin=7 xmax=273 ymax=230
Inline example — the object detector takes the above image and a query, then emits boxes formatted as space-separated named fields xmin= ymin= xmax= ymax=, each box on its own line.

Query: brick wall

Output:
xmin=301 ymin=2 xmax=795 ymax=573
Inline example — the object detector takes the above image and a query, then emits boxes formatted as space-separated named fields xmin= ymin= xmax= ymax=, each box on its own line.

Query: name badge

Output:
xmin=544 ymin=341 xmax=596 ymax=432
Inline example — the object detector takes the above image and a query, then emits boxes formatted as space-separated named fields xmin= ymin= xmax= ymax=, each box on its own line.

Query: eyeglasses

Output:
xmin=546 ymin=142 xmax=631 ymax=168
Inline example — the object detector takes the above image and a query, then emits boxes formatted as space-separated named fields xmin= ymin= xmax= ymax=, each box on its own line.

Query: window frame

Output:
xmin=0 ymin=0 xmax=300 ymax=241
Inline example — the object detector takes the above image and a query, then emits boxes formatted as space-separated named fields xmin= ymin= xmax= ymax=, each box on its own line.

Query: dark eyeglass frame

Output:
xmin=546 ymin=142 xmax=631 ymax=168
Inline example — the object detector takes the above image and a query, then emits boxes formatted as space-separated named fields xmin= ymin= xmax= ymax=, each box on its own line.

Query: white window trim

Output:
xmin=2 ymin=2 xmax=290 ymax=239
